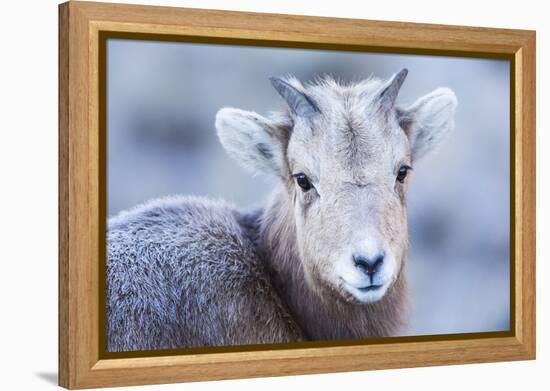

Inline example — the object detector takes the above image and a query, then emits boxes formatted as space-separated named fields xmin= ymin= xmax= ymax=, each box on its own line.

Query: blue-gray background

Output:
xmin=107 ymin=39 xmax=510 ymax=336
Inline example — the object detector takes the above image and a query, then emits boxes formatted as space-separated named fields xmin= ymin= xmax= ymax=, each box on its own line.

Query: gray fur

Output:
xmin=107 ymin=72 xmax=457 ymax=352
xmin=107 ymin=196 xmax=303 ymax=351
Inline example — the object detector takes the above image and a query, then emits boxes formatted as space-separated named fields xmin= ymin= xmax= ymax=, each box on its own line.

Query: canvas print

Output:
xmin=105 ymin=39 xmax=510 ymax=353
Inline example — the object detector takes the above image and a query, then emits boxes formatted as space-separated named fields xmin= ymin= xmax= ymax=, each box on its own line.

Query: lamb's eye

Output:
xmin=396 ymin=165 xmax=411 ymax=183
xmin=294 ymin=173 xmax=313 ymax=192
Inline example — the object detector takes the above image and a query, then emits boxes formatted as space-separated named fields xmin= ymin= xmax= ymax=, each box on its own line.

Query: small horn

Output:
xmin=379 ymin=68 xmax=408 ymax=110
xmin=269 ymin=77 xmax=320 ymax=117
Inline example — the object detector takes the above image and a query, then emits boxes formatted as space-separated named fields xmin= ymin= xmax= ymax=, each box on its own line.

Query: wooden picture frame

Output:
xmin=58 ymin=1 xmax=536 ymax=389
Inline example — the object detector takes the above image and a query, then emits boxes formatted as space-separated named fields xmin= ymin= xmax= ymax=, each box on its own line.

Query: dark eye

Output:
xmin=294 ymin=173 xmax=313 ymax=192
xmin=396 ymin=165 xmax=411 ymax=183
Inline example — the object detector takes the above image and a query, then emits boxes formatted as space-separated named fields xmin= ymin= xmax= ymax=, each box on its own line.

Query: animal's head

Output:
xmin=216 ymin=69 xmax=457 ymax=304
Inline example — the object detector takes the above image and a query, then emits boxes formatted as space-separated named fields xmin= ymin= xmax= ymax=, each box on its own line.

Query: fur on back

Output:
xmin=106 ymin=196 xmax=303 ymax=352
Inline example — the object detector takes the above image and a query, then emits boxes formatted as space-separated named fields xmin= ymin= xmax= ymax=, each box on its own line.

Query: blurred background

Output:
xmin=107 ymin=39 xmax=510 ymax=337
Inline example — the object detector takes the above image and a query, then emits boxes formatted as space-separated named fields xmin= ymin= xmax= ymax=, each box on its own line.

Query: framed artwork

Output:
xmin=58 ymin=1 xmax=536 ymax=389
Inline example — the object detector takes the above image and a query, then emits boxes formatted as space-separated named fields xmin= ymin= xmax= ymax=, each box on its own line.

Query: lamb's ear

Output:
xmin=216 ymin=108 xmax=286 ymax=175
xmin=399 ymin=87 xmax=458 ymax=161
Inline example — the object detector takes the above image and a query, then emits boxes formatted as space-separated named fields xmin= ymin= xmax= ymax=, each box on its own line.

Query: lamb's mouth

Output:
xmin=357 ymin=284 xmax=383 ymax=292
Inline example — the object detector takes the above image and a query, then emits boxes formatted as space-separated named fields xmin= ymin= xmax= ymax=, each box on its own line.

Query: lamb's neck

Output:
xmin=257 ymin=185 xmax=407 ymax=340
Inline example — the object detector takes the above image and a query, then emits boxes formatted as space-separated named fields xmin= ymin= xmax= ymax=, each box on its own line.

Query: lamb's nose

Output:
xmin=353 ymin=253 xmax=384 ymax=277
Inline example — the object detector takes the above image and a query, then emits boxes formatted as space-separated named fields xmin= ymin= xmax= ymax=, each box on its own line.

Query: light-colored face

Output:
xmin=286 ymin=96 xmax=410 ymax=304
xmin=216 ymin=70 xmax=457 ymax=304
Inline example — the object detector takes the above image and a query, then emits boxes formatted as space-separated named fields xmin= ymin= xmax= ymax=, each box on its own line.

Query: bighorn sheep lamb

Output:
xmin=106 ymin=69 xmax=457 ymax=352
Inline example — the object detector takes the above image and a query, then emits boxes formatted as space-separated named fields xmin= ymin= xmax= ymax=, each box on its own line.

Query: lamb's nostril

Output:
xmin=353 ymin=253 xmax=385 ymax=276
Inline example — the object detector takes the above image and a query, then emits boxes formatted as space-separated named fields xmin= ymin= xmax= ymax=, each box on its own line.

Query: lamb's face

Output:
xmin=285 ymin=103 xmax=411 ymax=304
xmin=216 ymin=70 xmax=457 ymax=304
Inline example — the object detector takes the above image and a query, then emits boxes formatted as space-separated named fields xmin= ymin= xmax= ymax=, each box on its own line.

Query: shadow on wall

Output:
xmin=35 ymin=372 xmax=57 ymax=386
